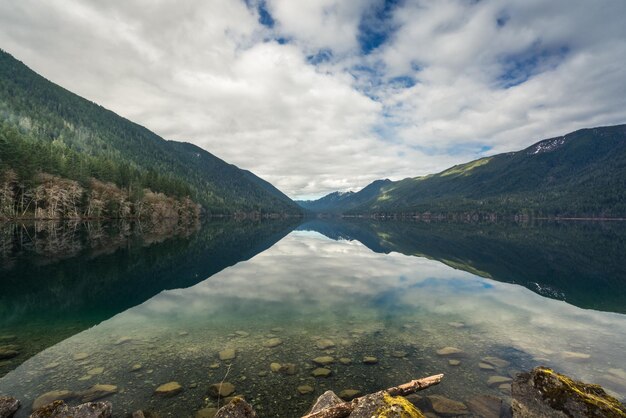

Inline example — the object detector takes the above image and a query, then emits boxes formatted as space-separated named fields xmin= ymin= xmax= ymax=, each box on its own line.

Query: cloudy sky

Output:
xmin=1 ymin=0 xmax=626 ymax=199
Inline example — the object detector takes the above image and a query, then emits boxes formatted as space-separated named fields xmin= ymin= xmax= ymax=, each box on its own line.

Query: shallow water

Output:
xmin=1 ymin=219 xmax=626 ymax=417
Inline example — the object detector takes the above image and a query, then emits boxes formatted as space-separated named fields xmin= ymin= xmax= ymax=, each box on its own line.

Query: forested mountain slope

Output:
xmin=347 ymin=125 xmax=626 ymax=217
xmin=0 ymin=49 xmax=300 ymax=219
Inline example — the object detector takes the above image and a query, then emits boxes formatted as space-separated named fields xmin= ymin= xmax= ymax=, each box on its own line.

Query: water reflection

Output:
xmin=0 ymin=218 xmax=299 ymax=376
xmin=1 ymin=224 xmax=624 ymax=417
xmin=300 ymin=218 xmax=626 ymax=313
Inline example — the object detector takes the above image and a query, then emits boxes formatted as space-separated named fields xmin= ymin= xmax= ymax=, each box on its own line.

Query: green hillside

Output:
xmin=348 ymin=124 xmax=626 ymax=217
xmin=0 ymin=49 xmax=301 ymax=217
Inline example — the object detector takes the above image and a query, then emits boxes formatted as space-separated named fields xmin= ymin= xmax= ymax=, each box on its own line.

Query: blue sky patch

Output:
xmin=358 ymin=0 xmax=403 ymax=54
xmin=498 ymin=42 xmax=570 ymax=88
xmin=307 ymin=49 xmax=333 ymax=65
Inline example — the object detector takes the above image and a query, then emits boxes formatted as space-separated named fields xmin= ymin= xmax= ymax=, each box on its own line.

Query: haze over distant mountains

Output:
xmin=299 ymin=124 xmax=626 ymax=217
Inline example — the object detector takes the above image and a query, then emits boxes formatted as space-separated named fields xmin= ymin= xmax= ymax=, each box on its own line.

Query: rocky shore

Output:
xmin=1 ymin=367 xmax=624 ymax=418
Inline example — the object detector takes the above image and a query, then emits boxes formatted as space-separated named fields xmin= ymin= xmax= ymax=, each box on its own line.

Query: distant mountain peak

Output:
xmin=527 ymin=136 xmax=567 ymax=155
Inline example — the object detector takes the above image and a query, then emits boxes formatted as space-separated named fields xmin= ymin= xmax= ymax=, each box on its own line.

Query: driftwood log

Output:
xmin=301 ymin=373 xmax=444 ymax=418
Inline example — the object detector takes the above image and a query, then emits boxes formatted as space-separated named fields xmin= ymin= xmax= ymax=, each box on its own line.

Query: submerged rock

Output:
xmin=87 ymin=367 xmax=104 ymax=376
xmin=427 ymin=395 xmax=469 ymax=416
xmin=511 ymin=367 xmax=626 ymax=418
xmin=298 ymin=385 xmax=314 ymax=395
xmin=312 ymin=368 xmax=332 ymax=378
xmin=316 ymin=339 xmax=335 ymax=350
xmin=339 ymin=358 xmax=352 ymax=365
xmin=362 ymin=356 xmax=378 ymax=365
xmin=312 ymin=356 xmax=335 ymax=366
xmin=0 ymin=347 xmax=19 ymax=360
xmin=436 ymin=347 xmax=465 ymax=357
xmin=279 ymin=363 xmax=298 ymax=375
xmin=132 ymin=410 xmax=160 ymax=418
xmin=219 ymin=349 xmax=236 ymax=361
xmin=214 ymin=398 xmax=257 ymax=418
xmin=448 ymin=359 xmax=461 ymax=366
xmin=270 ymin=362 xmax=282 ymax=372
xmin=262 ymin=338 xmax=283 ymax=348
xmin=0 ymin=396 xmax=20 ymax=418
xmin=467 ymin=395 xmax=505 ymax=418
xmin=487 ymin=375 xmax=513 ymax=387
xmin=80 ymin=385 xmax=118 ymax=402
xmin=73 ymin=352 xmax=89 ymax=361
xmin=338 ymin=389 xmax=361 ymax=401
xmin=481 ymin=356 xmax=510 ymax=368
xmin=32 ymin=390 xmax=76 ymax=411
xmin=479 ymin=362 xmax=495 ymax=370
xmin=195 ymin=407 xmax=218 ymax=418
xmin=208 ymin=382 xmax=235 ymax=398
xmin=30 ymin=400 xmax=111 ymax=418
xmin=154 ymin=382 xmax=183 ymax=397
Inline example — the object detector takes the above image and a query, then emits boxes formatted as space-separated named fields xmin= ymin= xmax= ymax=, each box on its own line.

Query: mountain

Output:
xmin=0 ymin=49 xmax=301 ymax=217
xmin=297 ymin=179 xmax=392 ymax=213
xmin=346 ymin=124 xmax=626 ymax=217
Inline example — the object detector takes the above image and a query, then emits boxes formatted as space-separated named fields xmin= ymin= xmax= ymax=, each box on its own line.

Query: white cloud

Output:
xmin=1 ymin=0 xmax=626 ymax=198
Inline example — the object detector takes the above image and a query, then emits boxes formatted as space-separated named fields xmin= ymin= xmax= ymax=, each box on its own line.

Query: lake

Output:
xmin=1 ymin=218 xmax=625 ymax=417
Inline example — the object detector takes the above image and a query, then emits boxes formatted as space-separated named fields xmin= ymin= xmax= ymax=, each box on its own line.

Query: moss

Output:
xmin=533 ymin=367 xmax=626 ymax=417
xmin=376 ymin=393 xmax=425 ymax=418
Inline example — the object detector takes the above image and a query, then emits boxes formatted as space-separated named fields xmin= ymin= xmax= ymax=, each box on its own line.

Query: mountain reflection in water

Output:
xmin=0 ymin=219 xmax=625 ymax=417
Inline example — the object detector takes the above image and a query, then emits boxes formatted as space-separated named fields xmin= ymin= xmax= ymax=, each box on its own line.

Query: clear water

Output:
xmin=1 ymin=219 xmax=625 ymax=417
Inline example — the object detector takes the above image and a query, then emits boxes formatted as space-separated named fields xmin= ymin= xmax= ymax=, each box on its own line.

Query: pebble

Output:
xmin=479 ymin=362 xmax=495 ymax=370
xmin=219 ymin=348 xmax=236 ymax=361
xmin=209 ymin=363 xmax=220 ymax=369
xmin=362 ymin=356 xmax=378 ymax=364
xmin=339 ymin=358 xmax=352 ymax=365
xmin=155 ymin=381 xmax=183 ymax=397
xmin=312 ymin=368 xmax=332 ymax=377
xmin=270 ymin=362 xmax=282 ymax=372
xmin=262 ymin=338 xmax=283 ymax=348
xmin=481 ymin=356 xmax=510 ymax=368
xmin=448 ymin=359 xmax=461 ymax=366
xmin=81 ymin=384 xmax=118 ymax=402
xmin=131 ymin=364 xmax=143 ymax=372
xmin=73 ymin=352 xmax=89 ymax=361
xmin=208 ymin=382 xmax=235 ymax=398
xmin=0 ymin=347 xmax=19 ymax=360
xmin=235 ymin=331 xmax=249 ymax=337
xmin=297 ymin=385 xmax=314 ymax=395
xmin=487 ymin=375 xmax=513 ymax=387
xmin=428 ymin=395 xmax=469 ymax=416
xmin=312 ymin=356 xmax=335 ymax=366
xmin=195 ymin=407 xmax=218 ymax=418
xmin=87 ymin=367 xmax=104 ymax=375
xmin=339 ymin=389 xmax=361 ymax=400
xmin=32 ymin=390 xmax=75 ymax=410
xmin=44 ymin=362 xmax=60 ymax=370
xmin=436 ymin=347 xmax=465 ymax=357
xmin=316 ymin=339 xmax=336 ymax=350
xmin=391 ymin=351 xmax=407 ymax=358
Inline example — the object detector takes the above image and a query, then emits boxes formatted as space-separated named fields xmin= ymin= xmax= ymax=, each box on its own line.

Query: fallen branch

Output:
xmin=301 ymin=373 xmax=444 ymax=418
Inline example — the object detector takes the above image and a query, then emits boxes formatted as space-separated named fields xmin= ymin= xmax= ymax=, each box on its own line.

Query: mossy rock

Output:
xmin=512 ymin=366 xmax=626 ymax=418
xmin=348 ymin=392 xmax=425 ymax=418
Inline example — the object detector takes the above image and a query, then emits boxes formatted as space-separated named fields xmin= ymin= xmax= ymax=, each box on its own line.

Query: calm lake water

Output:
xmin=1 ymin=218 xmax=625 ymax=417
